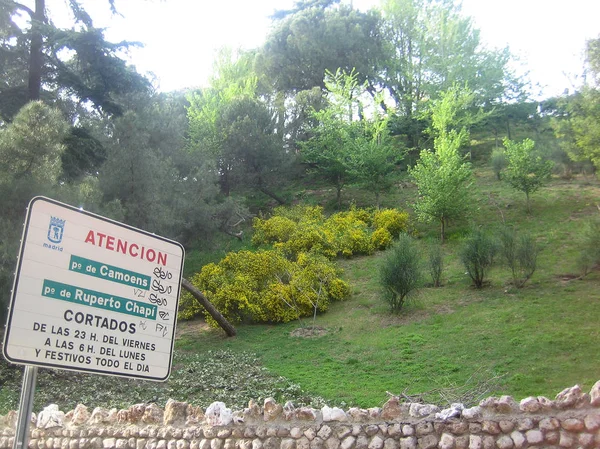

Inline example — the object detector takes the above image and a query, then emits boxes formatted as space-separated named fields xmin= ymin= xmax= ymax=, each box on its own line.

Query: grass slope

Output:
xmin=1 ymin=169 xmax=598 ymax=412
xmin=178 ymin=169 xmax=600 ymax=407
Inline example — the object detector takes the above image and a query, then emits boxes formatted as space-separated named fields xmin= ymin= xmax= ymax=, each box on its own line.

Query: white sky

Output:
xmin=48 ymin=0 xmax=600 ymax=98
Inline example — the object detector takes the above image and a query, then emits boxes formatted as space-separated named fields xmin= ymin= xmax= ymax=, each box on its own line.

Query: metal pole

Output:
xmin=13 ymin=365 xmax=37 ymax=449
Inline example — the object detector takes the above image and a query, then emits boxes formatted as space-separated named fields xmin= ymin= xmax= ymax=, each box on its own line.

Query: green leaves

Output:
xmin=0 ymin=101 xmax=68 ymax=183
xmin=502 ymin=137 xmax=553 ymax=213
xmin=409 ymin=86 xmax=474 ymax=241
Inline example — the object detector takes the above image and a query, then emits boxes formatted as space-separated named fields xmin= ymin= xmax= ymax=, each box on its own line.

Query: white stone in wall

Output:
xmin=495 ymin=436 xmax=513 ymax=449
xmin=558 ymin=430 xmax=573 ymax=448
xmin=438 ymin=433 xmax=454 ymax=449
xmin=366 ymin=436 xmax=383 ymax=449
xmin=584 ymin=413 xmax=600 ymax=431
xmin=321 ymin=407 xmax=347 ymax=422
xmin=524 ymin=430 xmax=543 ymax=445
xmin=536 ymin=396 xmax=554 ymax=410
xmin=408 ymin=404 xmax=439 ymax=418
xmin=205 ymin=403 xmax=232 ymax=427
xmin=590 ymin=380 xmax=600 ymax=406
xmin=398 ymin=437 xmax=415 ymax=449
xmin=460 ymin=407 xmax=481 ymax=420
xmin=340 ymin=436 xmax=355 ymax=449
xmin=435 ymin=403 xmax=464 ymax=421
xmin=555 ymin=385 xmax=590 ymax=409
xmin=37 ymin=405 xmax=65 ymax=429
xmin=518 ymin=397 xmax=540 ymax=413
xmin=509 ymin=432 xmax=524 ymax=449
xmin=347 ymin=409 xmax=368 ymax=422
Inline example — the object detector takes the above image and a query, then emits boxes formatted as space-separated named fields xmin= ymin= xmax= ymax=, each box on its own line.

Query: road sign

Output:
xmin=3 ymin=197 xmax=185 ymax=381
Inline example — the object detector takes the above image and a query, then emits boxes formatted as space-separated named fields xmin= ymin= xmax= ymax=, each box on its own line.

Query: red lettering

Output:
xmin=116 ymin=239 xmax=127 ymax=254
xmin=97 ymin=232 xmax=106 ymax=247
xmin=106 ymin=235 xmax=115 ymax=251
xmin=157 ymin=252 xmax=167 ymax=266
xmin=84 ymin=230 xmax=95 ymax=244
xmin=146 ymin=249 xmax=156 ymax=262
xmin=129 ymin=243 xmax=139 ymax=257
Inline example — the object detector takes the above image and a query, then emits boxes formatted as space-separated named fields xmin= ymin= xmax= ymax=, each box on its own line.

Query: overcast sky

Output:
xmin=47 ymin=0 xmax=600 ymax=98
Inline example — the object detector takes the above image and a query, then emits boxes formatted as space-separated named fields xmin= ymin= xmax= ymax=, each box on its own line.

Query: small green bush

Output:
xmin=576 ymin=217 xmax=600 ymax=277
xmin=499 ymin=227 xmax=538 ymax=287
xmin=179 ymin=249 xmax=350 ymax=325
xmin=379 ymin=234 xmax=422 ymax=312
xmin=490 ymin=149 xmax=507 ymax=180
xmin=428 ymin=241 xmax=444 ymax=287
xmin=461 ymin=229 xmax=497 ymax=288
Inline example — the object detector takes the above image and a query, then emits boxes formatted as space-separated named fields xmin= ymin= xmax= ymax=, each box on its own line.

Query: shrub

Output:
xmin=326 ymin=212 xmax=374 ymax=257
xmin=373 ymin=208 xmax=410 ymax=237
xmin=371 ymin=228 xmax=393 ymax=250
xmin=179 ymin=249 xmax=350 ymax=325
xmin=576 ymin=217 xmax=600 ymax=277
xmin=251 ymin=204 xmax=409 ymax=260
xmin=379 ymin=234 xmax=422 ymax=312
xmin=251 ymin=215 xmax=297 ymax=246
xmin=461 ymin=229 xmax=497 ymax=288
xmin=489 ymin=149 xmax=507 ymax=180
xmin=428 ymin=241 xmax=444 ymax=287
xmin=499 ymin=227 xmax=538 ymax=287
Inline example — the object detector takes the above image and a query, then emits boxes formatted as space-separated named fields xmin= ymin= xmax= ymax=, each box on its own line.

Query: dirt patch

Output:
xmin=290 ymin=326 xmax=328 ymax=338
xmin=176 ymin=319 xmax=211 ymax=339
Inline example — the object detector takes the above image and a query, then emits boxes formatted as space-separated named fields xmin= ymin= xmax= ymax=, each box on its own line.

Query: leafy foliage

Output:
xmin=499 ymin=227 xmax=538 ymax=288
xmin=0 ymin=350 xmax=327 ymax=412
xmin=180 ymin=250 xmax=349 ymax=325
xmin=0 ymin=101 xmax=68 ymax=182
xmin=409 ymin=86 xmax=474 ymax=242
xmin=460 ymin=229 xmax=497 ymax=289
xmin=502 ymin=138 xmax=553 ymax=213
xmin=576 ymin=217 xmax=600 ymax=277
xmin=489 ymin=148 xmax=507 ymax=180
xmin=427 ymin=241 xmax=444 ymax=287
xmin=379 ymin=234 xmax=422 ymax=312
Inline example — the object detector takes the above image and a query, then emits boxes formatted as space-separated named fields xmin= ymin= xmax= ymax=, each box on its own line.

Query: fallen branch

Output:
xmin=181 ymin=278 xmax=237 ymax=337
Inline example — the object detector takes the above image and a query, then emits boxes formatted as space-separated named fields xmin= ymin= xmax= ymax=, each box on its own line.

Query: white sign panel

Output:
xmin=3 ymin=197 xmax=185 ymax=381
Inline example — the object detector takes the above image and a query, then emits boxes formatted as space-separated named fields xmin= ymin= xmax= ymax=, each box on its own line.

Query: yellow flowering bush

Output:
xmin=371 ymin=227 xmax=393 ymax=250
xmin=252 ymin=204 xmax=409 ymax=259
xmin=179 ymin=249 xmax=350 ymax=325
xmin=373 ymin=208 xmax=410 ymax=238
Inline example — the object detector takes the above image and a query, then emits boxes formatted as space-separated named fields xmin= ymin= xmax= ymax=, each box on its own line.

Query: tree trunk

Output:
xmin=28 ymin=0 xmax=46 ymax=101
xmin=525 ymin=191 xmax=531 ymax=214
xmin=440 ymin=218 xmax=445 ymax=244
xmin=181 ymin=278 xmax=237 ymax=337
xmin=257 ymin=176 xmax=286 ymax=205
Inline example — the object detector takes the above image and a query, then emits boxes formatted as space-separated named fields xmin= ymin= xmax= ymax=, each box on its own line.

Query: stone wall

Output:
xmin=1 ymin=382 xmax=600 ymax=449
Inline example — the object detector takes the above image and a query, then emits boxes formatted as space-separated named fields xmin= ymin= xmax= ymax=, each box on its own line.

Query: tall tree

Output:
xmin=0 ymin=0 xmax=150 ymax=121
xmin=502 ymin=138 xmax=553 ymax=214
xmin=380 ymin=0 xmax=512 ymax=149
xmin=409 ymin=85 xmax=474 ymax=242
xmin=188 ymin=51 xmax=291 ymax=202
xmin=300 ymin=69 xmax=365 ymax=209
xmin=553 ymin=36 xmax=600 ymax=174
xmin=261 ymin=2 xmax=386 ymax=93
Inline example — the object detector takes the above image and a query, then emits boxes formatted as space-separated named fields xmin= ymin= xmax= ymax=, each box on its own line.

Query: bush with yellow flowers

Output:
xmin=179 ymin=249 xmax=350 ymax=325
xmin=373 ymin=208 xmax=410 ymax=237
xmin=252 ymin=205 xmax=410 ymax=259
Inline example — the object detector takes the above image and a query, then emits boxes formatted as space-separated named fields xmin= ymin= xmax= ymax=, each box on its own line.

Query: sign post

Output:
xmin=3 ymin=197 xmax=185 ymax=447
